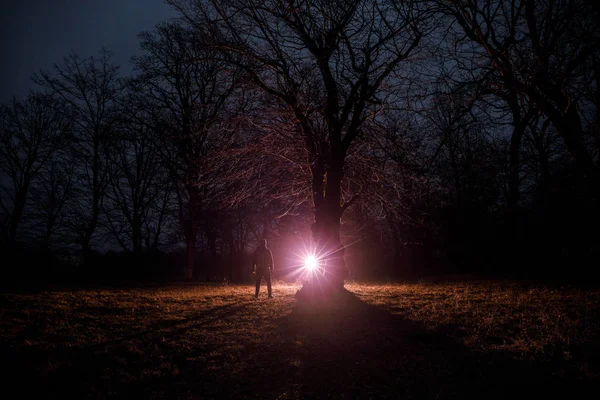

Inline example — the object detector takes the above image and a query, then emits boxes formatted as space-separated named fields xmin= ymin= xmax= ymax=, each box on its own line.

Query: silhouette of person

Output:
xmin=252 ymin=238 xmax=274 ymax=298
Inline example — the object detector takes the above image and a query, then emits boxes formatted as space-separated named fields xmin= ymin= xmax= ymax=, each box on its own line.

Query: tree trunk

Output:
xmin=531 ymin=119 xmax=552 ymax=208
xmin=548 ymin=105 xmax=595 ymax=174
xmin=207 ymin=230 xmax=218 ymax=281
xmin=81 ymin=237 xmax=92 ymax=265
xmin=152 ymin=189 xmax=170 ymax=251
xmin=185 ymin=236 xmax=195 ymax=280
xmin=7 ymin=185 xmax=29 ymax=243
xmin=507 ymin=100 xmax=529 ymax=211
xmin=43 ymin=215 xmax=56 ymax=250
xmin=182 ymin=180 xmax=201 ymax=280
xmin=310 ymin=155 xmax=348 ymax=294
xmin=81 ymin=146 xmax=101 ymax=262
xmin=81 ymin=208 xmax=99 ymax=263
xmin=132 ymin=212 xmax=142 ymax=255
xmin=507 ymin=130 xmax=522 ymax=210
xmin=225 ymin=229 xmax=235 ymax=282
xmin=596 ymin=65 xmax=600 ymax=166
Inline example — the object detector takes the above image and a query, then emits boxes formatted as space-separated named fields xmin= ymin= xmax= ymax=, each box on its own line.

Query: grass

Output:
xmin=1 ymin=280 xmax=599 ymax=399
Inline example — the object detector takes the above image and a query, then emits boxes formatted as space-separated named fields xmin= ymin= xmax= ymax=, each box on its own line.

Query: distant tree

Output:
xmin=168 ymin=0 xmax=429 ymax=292
xmin=26 ymin=147 xmax=77 ymax=250
xmin=365 ymin=112 xmax=436 ymax=277
xmin=0 ymin=93 xmax=71 ymax=245
xmin=104 ymin=92 xmax=174 ymax=255
xmin=133 ymin=22 xmax=244 ymax=279
xmin=438 ymin=0 xmax=600 ymax=179
xmin=34 ymin=49 xmax=123 ymax=260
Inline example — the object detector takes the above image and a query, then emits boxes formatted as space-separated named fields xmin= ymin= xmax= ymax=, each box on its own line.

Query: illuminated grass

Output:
xmin=348 ymin=281 xmax=600 ymax=360
xmin=1 ymin=280 xmax=598 ymax=399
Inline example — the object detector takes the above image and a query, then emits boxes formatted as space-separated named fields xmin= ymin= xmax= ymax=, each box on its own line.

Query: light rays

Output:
xmin=304 ymin=255 xmax=318 ymax=271
xmin=282 ymin=236 xmax=364 ymax=284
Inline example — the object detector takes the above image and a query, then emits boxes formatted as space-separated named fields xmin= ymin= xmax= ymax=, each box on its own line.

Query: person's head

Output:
xmin=262 ymin=238 xmax=268 ymax=248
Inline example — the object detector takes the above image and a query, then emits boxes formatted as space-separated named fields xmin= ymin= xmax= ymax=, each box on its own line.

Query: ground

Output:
xmin=1 ymin=280 xmax=599 ymax=399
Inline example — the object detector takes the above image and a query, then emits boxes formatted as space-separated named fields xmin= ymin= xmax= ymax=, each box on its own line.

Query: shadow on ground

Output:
xmin=4 ymin=289 xmax=595 ymax=399
xmin=273 ymin=290 xmax=595 ymax=399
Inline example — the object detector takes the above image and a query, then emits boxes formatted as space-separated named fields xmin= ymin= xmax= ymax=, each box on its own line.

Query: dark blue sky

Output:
xmin=0 ymin=0 xmax=176 ymax=102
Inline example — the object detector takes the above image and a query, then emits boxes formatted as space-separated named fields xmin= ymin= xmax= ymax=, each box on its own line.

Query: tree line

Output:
xmin=1 ymin=0 xmax=598 ymax=284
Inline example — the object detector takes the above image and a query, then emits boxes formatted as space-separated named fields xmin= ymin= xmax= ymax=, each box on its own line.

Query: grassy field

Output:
xmin=1 ymin=280 xmax=599 ymax=399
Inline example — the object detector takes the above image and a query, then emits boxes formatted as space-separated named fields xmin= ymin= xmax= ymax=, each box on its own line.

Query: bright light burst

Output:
xmin=284 ymin=235 xmax=362 ymax=283
xmin=285 ymin=239 xmax=326 ymax=282
xmin=304 ymin=255 xmax=318 ymax=271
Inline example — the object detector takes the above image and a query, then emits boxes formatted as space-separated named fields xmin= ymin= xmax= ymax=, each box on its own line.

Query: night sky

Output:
xmin=0 ymin=0 xmax=175 ymax=102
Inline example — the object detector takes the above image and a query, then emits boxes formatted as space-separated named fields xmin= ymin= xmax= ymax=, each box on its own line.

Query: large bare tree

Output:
xmin=168 ymin=0 xmax=428 ymax=292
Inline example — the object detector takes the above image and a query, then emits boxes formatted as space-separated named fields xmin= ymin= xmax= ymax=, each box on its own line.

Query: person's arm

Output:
xmin=268 ymin=249 xmax=274 ymax=273
xmin=251 ymin=250 xmax=257 ymax=273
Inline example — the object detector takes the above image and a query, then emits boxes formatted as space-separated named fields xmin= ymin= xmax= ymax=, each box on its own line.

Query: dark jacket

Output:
xmin=252 ymin=246 xmax=274 ymax=273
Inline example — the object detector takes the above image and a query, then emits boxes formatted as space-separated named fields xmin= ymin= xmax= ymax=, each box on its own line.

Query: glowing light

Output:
xmin=304 ymin=255 xmax=318 ymax=271
xmin=283 ymin=235 xmax=361 ymax=284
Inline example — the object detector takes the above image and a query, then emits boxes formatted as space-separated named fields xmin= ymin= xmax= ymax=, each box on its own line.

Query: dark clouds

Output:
xmin=0 ymin=0 xmax=175 ymax=102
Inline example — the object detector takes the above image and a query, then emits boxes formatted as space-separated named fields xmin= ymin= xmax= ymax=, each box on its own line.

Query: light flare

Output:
xmin=283 ymin=236 xmax=362 ymax=284
xmin=304 ymin=255 xmax=318 ymax=271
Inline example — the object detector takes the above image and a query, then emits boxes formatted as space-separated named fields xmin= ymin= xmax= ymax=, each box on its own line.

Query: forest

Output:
xmin=1 ymin=0 xmax=599 ymax=286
